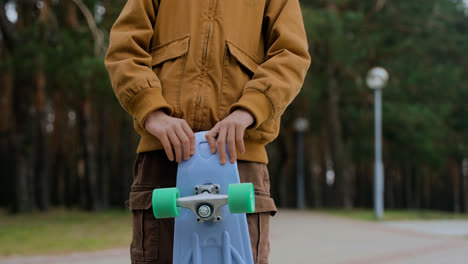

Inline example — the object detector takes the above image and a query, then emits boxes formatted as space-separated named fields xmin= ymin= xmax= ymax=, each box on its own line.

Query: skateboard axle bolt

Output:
xmin=198 ymin=205 xmax=212 ymax=218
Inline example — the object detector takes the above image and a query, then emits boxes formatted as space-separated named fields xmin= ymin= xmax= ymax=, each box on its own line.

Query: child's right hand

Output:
xmin=144 ymin=110 xmax=195 ymax=163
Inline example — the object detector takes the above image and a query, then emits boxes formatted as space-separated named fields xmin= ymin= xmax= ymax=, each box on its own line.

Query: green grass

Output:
xmin=0 ymin=208 xmax=132 ymax=256
xmin=318 ymin=209 xmax=468 ymax=221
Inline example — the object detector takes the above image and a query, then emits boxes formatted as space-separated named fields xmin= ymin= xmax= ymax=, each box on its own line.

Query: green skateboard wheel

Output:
xmin=152 ymin=187 xmax=180 ymax=218
xmin=228 ymin=183 xmax=255 ymax=214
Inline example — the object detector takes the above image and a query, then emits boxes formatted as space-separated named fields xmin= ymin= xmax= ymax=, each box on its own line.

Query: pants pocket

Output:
xmin=247 ymin=213 xmax=271 ymax=264
xmin=129 ymin=190 xmax=159 ymax=262
xmin=238 ymin=161 xmax=278 ymax=214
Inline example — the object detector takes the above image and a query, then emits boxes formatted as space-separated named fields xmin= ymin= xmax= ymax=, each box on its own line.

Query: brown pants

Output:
xmin=127 ymin=150 xmax=277 ymax=264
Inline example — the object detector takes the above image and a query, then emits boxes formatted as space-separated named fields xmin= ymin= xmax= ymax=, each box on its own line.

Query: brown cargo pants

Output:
xmin=127 ymin=150 xmax=277 ymax=264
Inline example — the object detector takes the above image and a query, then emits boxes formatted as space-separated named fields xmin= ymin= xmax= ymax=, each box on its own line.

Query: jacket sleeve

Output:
xmin=229 ymin=0 xmax=311 ymax=129
xmin=104 ymin=0 xmax=173 ymax=129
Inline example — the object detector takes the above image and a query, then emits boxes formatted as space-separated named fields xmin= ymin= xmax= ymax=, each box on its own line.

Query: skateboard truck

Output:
xmin=152 ymin=182 xmax=255 ymax=221
xmin=177 ymin=184 xmax=227 ymax=223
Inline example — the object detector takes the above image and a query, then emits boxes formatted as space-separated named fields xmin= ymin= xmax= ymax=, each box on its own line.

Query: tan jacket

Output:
xmin=105 ymin=0 xmax=310 ymax=163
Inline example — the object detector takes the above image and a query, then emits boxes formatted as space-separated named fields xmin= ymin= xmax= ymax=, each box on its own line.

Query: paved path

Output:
xmin=382 ymin=220 xmax=468 ymax=237
xmin=269 ymin=210 xmax=468 ymax=264
xmin=2 ymin=210 xmax=468 ymax=264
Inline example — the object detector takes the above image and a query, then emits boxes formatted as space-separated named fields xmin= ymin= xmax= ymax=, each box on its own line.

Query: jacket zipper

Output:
xmin=194 ymin=0 xmax=215 ymax=130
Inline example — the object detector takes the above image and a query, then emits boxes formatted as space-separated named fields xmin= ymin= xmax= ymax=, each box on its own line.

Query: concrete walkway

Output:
xmin=382 ymin=220 xmax=468 ymax=237
xmin=2 ymin=210 xmax=468 ymax=264
xmin=269 ymin=210 xmax=468 ymax=264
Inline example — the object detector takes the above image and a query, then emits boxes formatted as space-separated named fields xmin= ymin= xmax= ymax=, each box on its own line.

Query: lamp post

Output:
xmin=294 ymin=117 xmax=309 ymax=209
xmin=366 ymin=67 xmax=389 ymax=220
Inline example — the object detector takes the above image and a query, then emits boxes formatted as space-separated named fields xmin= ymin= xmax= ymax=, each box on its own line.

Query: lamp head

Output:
xmin=366 ymin=67 xmax=389 ymax=90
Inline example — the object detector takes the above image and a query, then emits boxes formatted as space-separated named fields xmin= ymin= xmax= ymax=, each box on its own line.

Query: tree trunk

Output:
xmin=119 ymin=117 xmax=134 ymax=209
xmin=0 ymin=50 xmax=14 ymax=208
xmin=326 ymin=65 xmax=352 ymax=208
xmin=265 ymin=139 xmax=283 ymax=207
xmin=392 ymin=167 xmax=402 ymax=208
xmin=11 ymin=84 xmax=34 ymax=213
xmin=414 ymin=167 xmax=421 ymax=209
xmin=33 ymin=68 xmax=50 ymax=211
xmin=385 ymin=165 xmax=395 ymax=209
xmin=450 ymin=160 xmax=461 ymax=213
xmin=307 ymin=133 xmax=324 ymax=208
xmin=278 ymin=128 xmax=296 ymax=208
xmin=51 ymin=90 xmax=69 ymax=206
xmin=78 ymin=99 xmax=99 ymax=211
xmin=6 ymin=0 xmax=36 ymax=214
xmin=462 ymin=158 xmax=468 ymax=213
xmin=404 ymin=161 xmax=412 ymax=209
xmin=422 ymin=167 xmax=431 ymax=210
xmin=64 ymin=0 xmax=79 ymax=29
xmin=98 ymin=110 xmax=110 ymax=209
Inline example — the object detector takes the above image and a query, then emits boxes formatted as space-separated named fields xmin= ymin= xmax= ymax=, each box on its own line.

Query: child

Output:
xmin=105 ymin=0 xmax=310 ymax=263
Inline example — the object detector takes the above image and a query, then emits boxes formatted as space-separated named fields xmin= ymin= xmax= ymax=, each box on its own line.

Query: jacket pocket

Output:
xmin=151 ymin=34 xmax=190 ymax=115
xmin=218 ymin=41 xmax=261 ymax=118
xmin=128 ymin=190 xmax=159 ymax=262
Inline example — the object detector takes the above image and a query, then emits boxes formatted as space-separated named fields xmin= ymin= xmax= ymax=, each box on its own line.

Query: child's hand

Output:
xmin=205 ymin=109 xmax=254 ymax=165
xmin=145 ymin=110 xmax=195 ymax=163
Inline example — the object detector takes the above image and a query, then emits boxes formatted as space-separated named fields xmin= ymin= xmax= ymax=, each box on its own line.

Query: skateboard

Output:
xmin=152 ymin=131 xmax=255 ymax=264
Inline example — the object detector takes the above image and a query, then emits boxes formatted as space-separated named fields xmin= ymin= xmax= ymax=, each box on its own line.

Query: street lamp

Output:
xmin=366 ymin=67 xmax=389 ymax=220
xmin=294 ymin=117 xmax=309 ymax=209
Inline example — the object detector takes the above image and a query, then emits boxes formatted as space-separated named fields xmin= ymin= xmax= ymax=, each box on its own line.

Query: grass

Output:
xmin=0 ymin=208 xmax=132 ymax=257
xmin=318 ymin=208 xmax=468 ymax=221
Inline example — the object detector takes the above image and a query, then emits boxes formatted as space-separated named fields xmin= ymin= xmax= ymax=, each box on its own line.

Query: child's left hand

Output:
xmin=205 ymin=109 xmax=254 ymax=164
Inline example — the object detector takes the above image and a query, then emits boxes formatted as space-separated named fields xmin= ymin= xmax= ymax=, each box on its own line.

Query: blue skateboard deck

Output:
xmin=172 ymin=131 xmax=254 ymax=264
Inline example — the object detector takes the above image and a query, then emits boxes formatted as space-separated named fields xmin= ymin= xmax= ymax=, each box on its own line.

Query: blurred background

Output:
xmin=0 ymin=0 xmax=467 ymax=263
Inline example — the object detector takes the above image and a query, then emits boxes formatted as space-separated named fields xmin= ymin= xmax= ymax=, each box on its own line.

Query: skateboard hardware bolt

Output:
xmin=198 ymin=205 xmax=212 ymax=218
xmin=216 ymin=216 xmax=222 ymax=221
xmin=194 ymin=186 xmax=199 ymax=191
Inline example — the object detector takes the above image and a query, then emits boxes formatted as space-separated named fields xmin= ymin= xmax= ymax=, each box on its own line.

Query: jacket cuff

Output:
xmin=229 ymin=88 xmax=274 ymax=129
xmin=128 ymin=87 xmax=174 ymax=131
